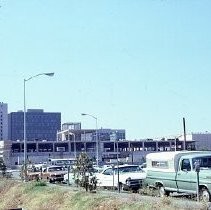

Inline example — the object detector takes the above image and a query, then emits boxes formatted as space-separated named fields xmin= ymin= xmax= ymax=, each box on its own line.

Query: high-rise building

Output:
xmin=8 ymin=109 xmax=61 ymax=141
xmin=0 ymin=102 xmax=8 ymax=140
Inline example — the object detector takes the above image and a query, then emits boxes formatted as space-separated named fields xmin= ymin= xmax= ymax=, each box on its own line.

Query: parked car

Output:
xmin=27 ymin=167 xmax=41 ymax=181
xmin=41 ymin=165 xmax=67 ymax=183
xmin=95 ymin=164 xmax=146 ymax=191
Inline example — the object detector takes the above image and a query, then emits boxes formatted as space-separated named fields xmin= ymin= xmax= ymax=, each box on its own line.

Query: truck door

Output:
xmin=176 ymin=158 xmax=193 ymax=193
xmin=99 ymin=168 xmax=114 ymax=187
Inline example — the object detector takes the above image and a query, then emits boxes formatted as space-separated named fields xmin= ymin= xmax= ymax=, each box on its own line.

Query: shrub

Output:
xmin=34 ymin=180 xmax=47 ymax=187
xmin=0 ymin=157 xmax=7 ymax=177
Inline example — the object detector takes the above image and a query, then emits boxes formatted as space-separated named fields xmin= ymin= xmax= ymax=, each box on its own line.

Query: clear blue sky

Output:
xmin=1 ymin=0 xmax=211 ymax=140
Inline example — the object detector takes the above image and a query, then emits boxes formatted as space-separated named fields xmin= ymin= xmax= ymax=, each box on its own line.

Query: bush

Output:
xmin=0 ymin=157 xmax=7 ymax=177
xmin=34 ymin=180 xmax=47 ymax=187
xmin=73 ymin=152 xmax=96 ymax=191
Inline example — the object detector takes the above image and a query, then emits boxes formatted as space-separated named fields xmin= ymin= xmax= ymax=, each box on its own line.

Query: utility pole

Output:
xmin=116 ymin=139 xmax=120 ymax=193
xmin=183 ymin=117 xmax=186 ymax=150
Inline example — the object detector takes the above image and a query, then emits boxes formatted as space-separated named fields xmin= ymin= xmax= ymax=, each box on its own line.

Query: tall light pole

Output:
xmin=183 ymin=117 xmax=186 ymax=150
xmin=116 ymin=138 xmax=120 ymax=193
xmin=23 ymin=72 xmax=54 ymax=181
xmin=81 ymin=113 xmax=99 ymax=166
xmin=68 ymin=131 xmax=76 ymax=159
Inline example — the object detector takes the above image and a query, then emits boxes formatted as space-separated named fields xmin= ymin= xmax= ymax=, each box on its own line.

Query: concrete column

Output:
xmin=19 ymin=143 xmax=22 ymax=153
xmin=36 ymin=142 xmax=38 ymax=154
xmin=113 ymin=140 xmax=115 ymax=152
xmin=169 ymin=141 xmax=172 ymax=151
xmin=84 ymin=142 xmax=86 ymax=152
xmin=53 ymin=142 xmax=55 ymax=158
xmin=68 ymin=140 xmax=71 ymax=156
xmin=142 ymin=141 xmax=145 ymax=151
xmin=155 ymin=142 xmax=158 ymax=151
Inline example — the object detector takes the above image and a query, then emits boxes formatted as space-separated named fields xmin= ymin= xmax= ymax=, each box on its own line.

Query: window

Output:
xmin=48 ymin=167 xmax=63 ymax=172
xmin=103 ymin=168 xmax=113 ymax=175
xmin=117 ymin=166 xmax=141 ymax=173
xmin=181 ymin=159 xmax=191 ymax=171
xmin=152 ymin=161 xmax=168 ymax=169
xmin=192 ymin=156 xmax=211 ymax=169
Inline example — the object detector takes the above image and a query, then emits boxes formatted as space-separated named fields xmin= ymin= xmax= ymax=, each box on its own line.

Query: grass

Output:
xmin=0 ymin=179 xmax=209 ymax=210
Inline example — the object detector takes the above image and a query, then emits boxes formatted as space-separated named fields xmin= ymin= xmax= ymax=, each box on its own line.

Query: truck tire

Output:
xmin=158 ymin=186 xmax=169 ymax=197
xmin=200 ymin=188 xmax=211 ymax=202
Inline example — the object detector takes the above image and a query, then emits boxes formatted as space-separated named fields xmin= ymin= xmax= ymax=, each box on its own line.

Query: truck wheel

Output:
xmin=158 ymin=186 xmax=169 ymax=197
xmin=200 ymin=188 xmax=210 ymax=202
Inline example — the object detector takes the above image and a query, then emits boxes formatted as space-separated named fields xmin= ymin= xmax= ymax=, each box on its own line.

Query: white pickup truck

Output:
xmin=95 ymin=164 xmax=146 ymax=191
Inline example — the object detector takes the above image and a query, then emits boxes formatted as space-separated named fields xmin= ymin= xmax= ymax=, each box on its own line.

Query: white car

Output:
xmin=63 ymin=171 xmax=75 ymax=185
xmin=95 ymin=164 xmax=146 ymax=191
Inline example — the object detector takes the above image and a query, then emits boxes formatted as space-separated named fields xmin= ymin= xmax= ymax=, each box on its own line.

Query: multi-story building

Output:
xmin=0 ymin=102 xmax=8 ymax=140
xmin=3 ymin=114 xmax=208 ymax=168
xmin=62 ymin=122 xmax=81 ymax=130
xmin=8 ymin=109 xmax=61 ymax=141
xmin=1 ymin=129 xmax=201 ymax=167
xmin=3 ymin=133 xmax=193 ymax=167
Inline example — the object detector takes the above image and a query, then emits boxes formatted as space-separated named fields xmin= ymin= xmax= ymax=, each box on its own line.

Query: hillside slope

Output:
xmin=0 ymin=179 xmax=209 ymax=210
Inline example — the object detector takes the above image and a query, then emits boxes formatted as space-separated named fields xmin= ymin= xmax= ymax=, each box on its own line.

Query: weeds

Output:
xmin=0 ymin=180 xmax=208 ymax=210
xmin=139 ymin=186 xmax=157 ymax=196
xmin=34 ymin=180 xmax=47 ymax=187
xmin=161 ymin=196 xmax=171 ymax=206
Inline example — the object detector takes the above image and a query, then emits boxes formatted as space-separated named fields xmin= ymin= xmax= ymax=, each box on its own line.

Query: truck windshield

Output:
xmin=114 ymin=166 xmax=141 ymax=173
xmin=48 ymin=167 xmax=64 ymax=172
xmin=192 ymin=156 xmax=211 ymax=169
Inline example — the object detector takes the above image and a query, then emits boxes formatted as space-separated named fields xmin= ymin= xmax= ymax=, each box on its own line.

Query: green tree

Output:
xmin=73 ymin=152 xmax=97 ymax=191
xmin=0 ymin=157 xmax=7 ymax=177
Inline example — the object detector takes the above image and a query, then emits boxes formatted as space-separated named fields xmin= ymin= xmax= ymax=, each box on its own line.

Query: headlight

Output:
xmin=126 ymin=177 xmax=131 ymax=185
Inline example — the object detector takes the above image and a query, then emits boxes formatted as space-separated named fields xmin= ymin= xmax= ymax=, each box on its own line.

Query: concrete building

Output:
xmin=62 ymin=122 xmax=81 ymax=130
xmin=3 ymin=128 xmax=211 ymax=168
xmin=179 ymin=133 xmax=211 ymax=150
xmin=2 ymin=137 xmax=191 ymax=167
xmin=2 ymin=132 xmax=194 ymax=167
xmin=0 ymin=102 xmax=8 ymax=140
xmin=8 ymin=109 xmax=61 ymax=141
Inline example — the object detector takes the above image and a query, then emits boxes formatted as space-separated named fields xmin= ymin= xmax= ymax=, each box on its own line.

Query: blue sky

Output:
xmin=1 ymin=0 xmax=211 ymax=139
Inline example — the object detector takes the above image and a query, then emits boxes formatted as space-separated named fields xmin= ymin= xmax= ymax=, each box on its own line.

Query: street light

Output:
xmin=81 ymin=113 xmax=99 ymax=166
xmin=116 ymin=138 xmax=120 ymax=193
xmin=23 ymin=72 xmax=54 ymax=181
xmin=68 ymin=131 xmax=76 ymax=159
